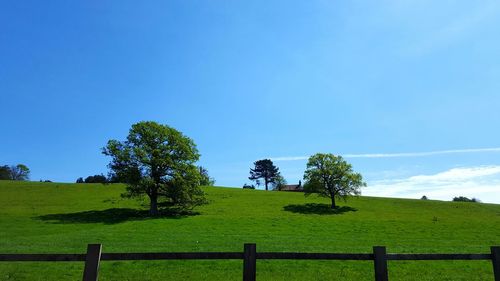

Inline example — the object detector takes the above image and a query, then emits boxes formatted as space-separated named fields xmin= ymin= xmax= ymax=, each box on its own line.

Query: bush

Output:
xmin=84 ymin=174 xmax=108 ymax=184
xmin=452 ymin=196 xmax=479 ymax=203
xmin=243 ymin=183 xmax=255 ymax=189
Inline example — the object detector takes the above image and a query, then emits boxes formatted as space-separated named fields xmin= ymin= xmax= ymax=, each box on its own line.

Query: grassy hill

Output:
xmin=0 ymin=181 xmax=499 ymax=280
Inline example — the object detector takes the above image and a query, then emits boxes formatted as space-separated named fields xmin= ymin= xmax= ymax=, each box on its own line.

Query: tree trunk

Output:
xmin=265 ymin=178 xmax=268 ymax=191
xmin=331 ymin=196 xmax=337 ymax=209
xmin=149 ymin=192 xmax=159 ymax=216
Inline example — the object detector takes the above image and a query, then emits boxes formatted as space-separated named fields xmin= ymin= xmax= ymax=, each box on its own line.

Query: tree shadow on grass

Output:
xmin=34 ymin=208 xmax=199 ymax=225
xmin=283 ymin=203 xmax=357 ymax=215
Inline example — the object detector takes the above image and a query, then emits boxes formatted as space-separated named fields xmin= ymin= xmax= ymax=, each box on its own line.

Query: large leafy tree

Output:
xmin=249 ymin=159 xmax=280 ymax=191
xmin=303 ymin=153 xmax=365 ymax=209
xmin=103 ymin=121 xmax=205 ymax=215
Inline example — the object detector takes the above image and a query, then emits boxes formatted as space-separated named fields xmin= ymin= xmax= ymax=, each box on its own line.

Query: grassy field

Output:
xmin=0 ymin=181 xmax=499 ymax=280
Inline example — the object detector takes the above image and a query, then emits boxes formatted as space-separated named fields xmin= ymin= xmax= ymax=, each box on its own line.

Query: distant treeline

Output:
xmin=421 ymin=195 xmax=481 ymax=203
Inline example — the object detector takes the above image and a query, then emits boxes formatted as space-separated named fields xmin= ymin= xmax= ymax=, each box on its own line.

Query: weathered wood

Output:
xmin=373 ymin=246 xmax=389 ymax=281
xmin=243 ymin=243 xmax=256 ymax=281
xmin=0 ymin=254 xmax=86 ymax=261
xmin=386 ymin=253 xmax=491 ymax=260
xmin=492 ymin=246 xmax=500 ymax=281
xmin=257 ymin=252 xmax=373 ymax=260
xmin=100 ymin=252 xmax=243 ymax=260
xmin=82 ymin=244 xmax=102 ymax=281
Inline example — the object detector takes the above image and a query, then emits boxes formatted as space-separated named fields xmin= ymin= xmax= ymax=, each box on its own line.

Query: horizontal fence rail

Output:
xmin=1 ymin=244 xmax=499 ymax=281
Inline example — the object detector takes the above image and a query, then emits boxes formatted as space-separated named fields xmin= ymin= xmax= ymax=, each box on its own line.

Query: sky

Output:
xmin=1 ymin=1 xmax=500 ymax=203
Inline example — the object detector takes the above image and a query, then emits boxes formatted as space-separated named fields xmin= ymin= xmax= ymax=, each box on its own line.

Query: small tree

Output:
xmin=198 ymin=166 xmax=215 ymax=186
xmin=9 ymin=164 xmax=30 ymax=181
xmin=249 ymin=159 xmax=280 ymax=191
xmin=103 ymin=121 xmax=206 ymax=215
xmin=272 ymin=174 xmax=287 ymax=191
xmin=421 ymin=195 xmax=428 ymax=200
xmin=303 ymin=153 xmax=365 ymax=209
xmin=76 ymin=177 xmax=84 ymax=183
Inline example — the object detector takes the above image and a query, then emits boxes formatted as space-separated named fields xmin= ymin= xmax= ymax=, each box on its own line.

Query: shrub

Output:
xmin=84 ymin=174 xmax=108 ymax=184
xmin=243 ymin=183 xmax=255 ymax=189
xmin=452 ymin=196 xmax=479 ymax=203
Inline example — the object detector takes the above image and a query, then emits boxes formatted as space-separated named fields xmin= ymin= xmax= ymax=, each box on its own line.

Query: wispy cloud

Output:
xmin=402 ymin=1 xmax=500 ymax=55
xmin=270 ymin=147 xmax=500 ymax=161
xmin=364 ymin=166 xmax=500 ymax=203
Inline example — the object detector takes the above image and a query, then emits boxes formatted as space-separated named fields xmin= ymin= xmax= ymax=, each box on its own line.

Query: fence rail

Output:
xmin=1 ymin=244 xmax=499 ymax=281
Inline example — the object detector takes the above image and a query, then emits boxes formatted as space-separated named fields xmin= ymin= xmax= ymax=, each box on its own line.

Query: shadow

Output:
xmin=283 ymin=203 xmax=357 ymax=215
xmin=35 ymin=207 xmax=199 ymax=225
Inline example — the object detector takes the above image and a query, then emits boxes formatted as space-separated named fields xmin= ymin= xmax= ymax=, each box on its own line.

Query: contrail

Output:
xmin=270 ymin=147 xmax=500 ymax=161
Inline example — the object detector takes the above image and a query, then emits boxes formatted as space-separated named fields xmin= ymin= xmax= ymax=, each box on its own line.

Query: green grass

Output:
xmin=1 ymin=180 xmax=499 ymax=280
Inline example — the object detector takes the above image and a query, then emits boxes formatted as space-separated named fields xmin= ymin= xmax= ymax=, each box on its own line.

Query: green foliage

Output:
xmin=242 ymin=183 xmax=255 ymax=189
xmin=0 ymin=165 xmax=10 ymax=180
xmin=303 ymin=153 xmax=365 ymax=209
xmin=76 ymin=177 xmax=84 ymax=183
xmin=11 ymin=164 xmax=30 ymax=180
xmin=453 ymin=196 xmax=480 ymax=203
xmin=249 ymin=159 xmax=280 ymax=190
xmin=198 ymin=166 xmax=215 ymax=186
xmin=421 ymin=195 xmax=429 ymax=200
xmin=102 ymin=121 xmax=206 ymax=215
xmin=272 ymin=174 xmax=287 ymax=191
xmin=84 ymin=174 xmax=108 ymax=184
xmin=0 ymin=164 xmax=30 ymax=180
xmin=0 ymin=181 xmax=499 ymax=280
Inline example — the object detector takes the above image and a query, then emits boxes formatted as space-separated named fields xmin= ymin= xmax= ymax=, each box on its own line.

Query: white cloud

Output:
xmin=270 ymin=147 xmax=500 ymax=161
xmin=364 ymin=166 xmax=500 ymax=203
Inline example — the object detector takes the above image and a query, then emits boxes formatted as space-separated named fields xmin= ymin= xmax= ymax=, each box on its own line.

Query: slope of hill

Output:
xmin=1 ymin=181 xmax=499 ymax=280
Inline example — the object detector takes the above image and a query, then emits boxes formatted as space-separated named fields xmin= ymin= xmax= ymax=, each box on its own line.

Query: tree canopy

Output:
xmin=303 ymin=153 xmax=365 ymax=209
xmin=102 ymin=121 xmax=206 ymax=215
xmin=249 ymin=159 xmax=280 ymax=191
xmin=0 ymin=164 xmax=30 ymax=181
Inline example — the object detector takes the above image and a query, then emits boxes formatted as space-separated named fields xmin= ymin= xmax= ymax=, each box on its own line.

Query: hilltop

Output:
xmin=0 ymin=181 xmax=499 ymax=280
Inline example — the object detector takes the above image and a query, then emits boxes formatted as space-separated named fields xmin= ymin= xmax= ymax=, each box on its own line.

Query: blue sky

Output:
xmin=2 ymin=1 xmax=500 ymax=202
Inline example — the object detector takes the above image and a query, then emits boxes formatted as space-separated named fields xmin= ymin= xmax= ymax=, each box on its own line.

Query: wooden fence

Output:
xmin=1 ymin=244 xmax=499 ymax=281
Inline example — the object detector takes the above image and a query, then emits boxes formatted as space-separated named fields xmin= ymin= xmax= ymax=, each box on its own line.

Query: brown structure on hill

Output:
xmin=280 ymin=181 xmax=303 ymax=192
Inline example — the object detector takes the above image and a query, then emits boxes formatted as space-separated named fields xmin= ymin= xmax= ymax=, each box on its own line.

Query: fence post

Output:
xmin=492 ymin=246 xmax=500 ymax=281
xmin=82 ymin=244 xmax=102 ymax=281
xmin=243 ymin=243 xmax=256 ymax=281
xmin=373 ymin=246 xmax=388 ymax=281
